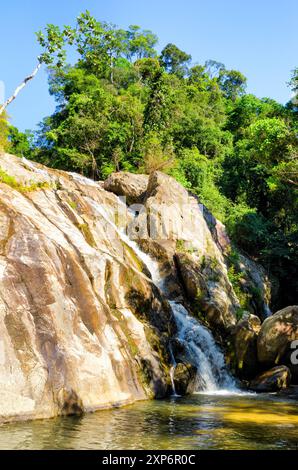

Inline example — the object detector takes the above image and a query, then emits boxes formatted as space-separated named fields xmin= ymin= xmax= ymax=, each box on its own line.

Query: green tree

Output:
xmin=125 ymin=25 xmax=158 ymax=60
xmin=143 ymin=69 xmax=172 ymax=133
xmin=205 ymin=60 xmax=225 ymax=78
xmin=226 ymin=94 xmax=286 ymax=139
xmin=140 ymin=132 xmax=175 ymax=173
xmin=159 ymin=43 xmax=191 ymax=78
xmin=8 ymin=126 xmax=32 ymax=157
xmin=218 ymin=69 xmax=247 ymax=101
xmin=188 ymin=65 xmax=211 ymax=90
xmin=26 ymin=12 xmax=298 ymax=308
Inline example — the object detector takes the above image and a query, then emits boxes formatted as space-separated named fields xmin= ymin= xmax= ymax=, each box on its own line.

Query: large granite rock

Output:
xmin=203 ymin=204 xmax=273 ymax=321
xmin=258 ymin=306 xmax=298 ymax=365
xmin=2 ymin=156 xmax=289 ymax=423
xmin=103 ymin=172 xmax=148 ymax=205
xmin=0 ymin=154 xmax=174 ymax=423
xmin=257 ymin=306 xmax=298 ymax=383
xmin=233 ymin=313 xmax=261 ymax=379
xmin=129 ymin=172 xmax=238 ymax=332
xmin=234 ymin=254 xmax=272 ymax=320
xmin=105 ymin=171 xmax=274 ymax=336
xmin=173 ymin=362 xmax=197 ymax=395
xmin=249 ymin=366 xmax=291 ymax=392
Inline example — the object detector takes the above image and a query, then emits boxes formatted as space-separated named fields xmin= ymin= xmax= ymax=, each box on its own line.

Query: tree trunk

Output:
xmin=0 ymin=63 xmax=42 ymax=116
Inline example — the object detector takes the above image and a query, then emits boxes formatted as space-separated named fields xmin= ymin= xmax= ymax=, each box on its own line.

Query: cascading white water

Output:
xmin=263 ymin=302 xmax=272 ymax=318
xmin=169 ymin=301 xmax=237 ymax=393
xmin=86 ymin=195 xmax=237 ymax=393
xmin=168 ymin=344 xmax=178 ymax=396
xmin=87 ymin=198 xmax=162 ymax=284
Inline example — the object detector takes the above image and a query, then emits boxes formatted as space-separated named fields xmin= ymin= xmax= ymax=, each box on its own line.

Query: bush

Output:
xmin=226 ymin=204 xmax=269 ymax=256
xmin=176 ymin=147 xmax=231 ymax=220
xmin=139 ymin=133 xmax=176 ymax=174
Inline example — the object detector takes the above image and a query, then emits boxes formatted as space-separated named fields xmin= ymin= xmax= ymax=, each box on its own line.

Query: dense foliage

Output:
xmin=0 ymin=111 xmax=10 ymax=152
xmin=1 ymin=11 xmax=298 ymax=307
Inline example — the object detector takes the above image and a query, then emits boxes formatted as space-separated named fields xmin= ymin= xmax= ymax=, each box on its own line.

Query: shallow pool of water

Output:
xmin=1 ymin=393 xmax=298 ymax=450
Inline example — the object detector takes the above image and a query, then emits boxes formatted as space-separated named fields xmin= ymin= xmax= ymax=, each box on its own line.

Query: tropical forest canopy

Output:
xmin=1 ymin=11 xmax=297 ymax=308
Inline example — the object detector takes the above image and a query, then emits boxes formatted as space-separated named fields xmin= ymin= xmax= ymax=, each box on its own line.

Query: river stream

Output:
xmin=1 ymin=394 xmax=298 ymax=450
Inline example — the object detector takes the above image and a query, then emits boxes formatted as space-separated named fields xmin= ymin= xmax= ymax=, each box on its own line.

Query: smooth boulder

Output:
xmin=103 ymin=172 xmax=148 ymax=205
xmin=249 ymin=366 xmax=291 ymax=392
xmin=258 ymin=306 xmax=298 ymax=365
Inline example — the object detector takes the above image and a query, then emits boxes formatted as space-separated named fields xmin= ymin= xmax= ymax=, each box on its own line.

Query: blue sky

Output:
xmin=1 ymin=0 xmax=297 ymax=131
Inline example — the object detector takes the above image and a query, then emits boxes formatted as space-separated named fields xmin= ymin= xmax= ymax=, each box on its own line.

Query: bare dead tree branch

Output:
xmin=0 ymin=63 xmax=42 ymax=116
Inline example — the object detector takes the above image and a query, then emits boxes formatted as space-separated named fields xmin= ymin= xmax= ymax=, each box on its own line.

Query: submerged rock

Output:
xmin=249 ymin=366 xmax=291 ymax=392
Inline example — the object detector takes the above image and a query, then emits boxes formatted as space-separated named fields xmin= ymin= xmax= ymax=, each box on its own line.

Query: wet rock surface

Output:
xmin=0 ymin=154 xmax=172 ymax=423
xmin=233 ymin=313 xmax=261 ymax=380
xmin=173 ymin=362 xmax=197 ymax=395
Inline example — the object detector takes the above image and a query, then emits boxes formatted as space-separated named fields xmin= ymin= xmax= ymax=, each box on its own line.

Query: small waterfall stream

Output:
xmin=87 ymin=196 xmax=237 ymax=394
xmin=168 ymin=344 xmax=178 ymax=396
xmin=169 ymin=302 xmax=237 ymax=392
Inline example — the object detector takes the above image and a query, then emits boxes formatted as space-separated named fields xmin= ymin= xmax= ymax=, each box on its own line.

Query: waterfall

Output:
xmin=87 ymin=196 xmax=237 ymax=394
xmin=87 ymin=198 xmax=162 ymax=285
xmin=168 ymin=344 xmax=178 ymax=397
xmin=263 ymin=302 xmax=272 ymax=318
xmin=169 ymin=301 xmax=237 ymax=393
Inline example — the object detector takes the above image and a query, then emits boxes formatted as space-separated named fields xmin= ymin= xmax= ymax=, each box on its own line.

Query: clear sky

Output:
xmin=1 ymin=0 xmax=297 ymax=131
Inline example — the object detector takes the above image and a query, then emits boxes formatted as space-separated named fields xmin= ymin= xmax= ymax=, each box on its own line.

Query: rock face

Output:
xmin=202 ymin=205 xmax=231 ymax=255
xmin=249 ymin=366 xmax=291 ymax=392
xmin=257 ymin=306 xmax=298 ymax=383
xmin=173 ymin=362 xmax=197 ymax=395
xmin=258 ymin=306 xmax=298 ymax=365
xmin=0 ymin=154 xmax=174 ymax=423
xmin=203 ymin=205 xmax=273 ymax=321
xmin=236 ymin=254 xmax=272 ymax=320
xmin=121 ymin=171 xmax=239 ymax=333
xmin=233 ymin=314 xmax=261 ymax=379
xmin=175 ymin=252 xmax=237 ymax=332
xmin=103 ymin=172 xmax=148 ymax=205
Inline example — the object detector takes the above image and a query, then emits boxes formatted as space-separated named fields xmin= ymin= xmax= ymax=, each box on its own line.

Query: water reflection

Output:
xmin=1 ymin=394 xmax=298 ymax=450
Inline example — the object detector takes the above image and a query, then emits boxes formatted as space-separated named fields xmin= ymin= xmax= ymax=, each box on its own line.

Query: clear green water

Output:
xmin=1 ymin=393 xmax=298 ymax=450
